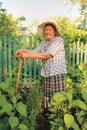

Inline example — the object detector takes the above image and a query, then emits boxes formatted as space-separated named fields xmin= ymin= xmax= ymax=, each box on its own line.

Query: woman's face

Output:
xmin=44 ymin=25 xmax=56 ymax=41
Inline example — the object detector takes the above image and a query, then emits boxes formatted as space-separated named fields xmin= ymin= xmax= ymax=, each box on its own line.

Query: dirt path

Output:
xmin=36 ymin=114 xmax=50 ymax=130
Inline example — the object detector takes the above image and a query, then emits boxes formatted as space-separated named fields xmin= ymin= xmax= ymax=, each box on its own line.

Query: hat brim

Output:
xmin=38 ymin=21 xmax=62 ymax=37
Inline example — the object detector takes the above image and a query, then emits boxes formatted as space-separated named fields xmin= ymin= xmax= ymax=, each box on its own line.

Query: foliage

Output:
xmin=0 ymin=75 xmax=42 ymax=130
xmin=68 ymin=0 xmax=87 ymax=11
xmin=56 ymin=0 xmax=87 ymax=41
xmin=58 ymin=0 xmax=87 ymax=18
xmin=54 ymin=16 xmax=87 ymax=45
xmin=0 ymin=2 xmax=26 ymax=36
xmin=48 ymin=63 xmax=87 ymax=130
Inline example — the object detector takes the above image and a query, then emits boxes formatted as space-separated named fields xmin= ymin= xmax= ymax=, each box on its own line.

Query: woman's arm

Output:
xmin=22 ymin=50 xmax=52 ymax=60
xmin=16 ymin=49 xmax=52 ymax=60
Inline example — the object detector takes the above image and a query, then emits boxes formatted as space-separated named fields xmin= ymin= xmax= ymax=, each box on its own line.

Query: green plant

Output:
xmin=48 ymin=63 xmax=87 ymax=130
xmin=0 ymin=76 xmax=42 ymax=130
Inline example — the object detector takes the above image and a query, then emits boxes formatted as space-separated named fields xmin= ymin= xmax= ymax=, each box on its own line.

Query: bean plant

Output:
xmin=0 ymin=76 xmax=42 ymax=130
xmin=48 ymin=63 xmax=87 ymax=130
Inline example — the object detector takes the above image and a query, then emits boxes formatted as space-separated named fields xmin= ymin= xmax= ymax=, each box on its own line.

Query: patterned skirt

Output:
xmin=42 ymin=74 xmax=67 ymax=108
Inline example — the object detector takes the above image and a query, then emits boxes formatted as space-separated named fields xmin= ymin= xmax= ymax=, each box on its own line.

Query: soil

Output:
xmin=36 ymin=114 xmax=50 ymax=130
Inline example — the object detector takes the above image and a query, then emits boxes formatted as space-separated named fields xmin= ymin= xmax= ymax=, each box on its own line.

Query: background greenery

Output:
xmin=0 ymin=0 xmax=87 ymax=129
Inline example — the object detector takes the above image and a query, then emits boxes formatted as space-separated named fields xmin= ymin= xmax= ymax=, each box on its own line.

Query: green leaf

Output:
xmin=16 ymin=102 xmax=27 ymax=117
xmin=0 ymin=95 xmax=7 ymax=106
xmin=52 ymin=92 xmax=67 ymax=103
xmin=2 ymin=103 xmax=13 ymax=114
xmin=77 ymin=116 xmax=83 ymax=125
xmin=8 ymin=116 xmax=19 ymax=128
xmin=81 ymin=88 xmax=87 ymax=101
xmin=0 ymin=82 xmax=9 ymax=90
xmin=0 ymin=91 xmax=1 ymax=97
xmin=83 ymin=70 xmax=87 ymax=77
xmin=71 ymin=99 xmax=87 ymax=111
xmin=12 ymin=96 xmax=17 ymax=104
xmin=71 ymin=122 xmax=80 ymax=130
xmin=76 ymin=111 xmax=85 ymax=125
xmin=78 ymin=64 xmax=84 ymax=71
xmin=76 ymin=110 xmax=85 ymax=117
xmin=0 ymin=109 xmax=4 ymax=115
xmin=7 ymin=87 xmax=15 ymax=96
xmin=82 ymin=122 xmax=87 ymax=129
xmin=64 ymin=114 xmax=74 ymax=129
xmin=58 ymin=126 xmax=64 ymax=130
xmin=67 ymin=88 xmax=74 ymax=102
xmin=19 ymin=124 xmax=28 ymax=130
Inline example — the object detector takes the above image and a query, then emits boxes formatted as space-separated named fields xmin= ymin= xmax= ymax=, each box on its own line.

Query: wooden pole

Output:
xmin=15 ymin=58 xmax=23 ymax=96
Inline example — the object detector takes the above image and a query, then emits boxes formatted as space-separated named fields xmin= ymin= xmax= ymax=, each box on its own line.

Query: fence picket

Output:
xmin=0 ymin=36 xmax=2 ymax=81
xmin=68 ymin=43 xmax=72 ymax=70
xmin=13 ymin=36 xmax=17 ymax=67
xmin=84 ymin=44 xmax=87 ymax=63
xmin=8 ymin=36 xmax=12 ymax=76
xmin=17 ymin=36 xmax=22 ymax=82
xmin=24 ymin=36 xmax=27 ymax=84
xmin=28 ymin=37 xmax=32 ymax=80
xmin=33 ymin=36 xmax=37 ymax=79
xmin=3 ymin=36 xmax=7 ymax=80
xmin=18 ymin=36 xmax=22 ymax=49
xmin=80 ymin=42 xmax=84 ymax=63
xmin=76 ymin=41 xmax=80 ymax=64
xmin=72 ymin=42 xmax=75 ymax=66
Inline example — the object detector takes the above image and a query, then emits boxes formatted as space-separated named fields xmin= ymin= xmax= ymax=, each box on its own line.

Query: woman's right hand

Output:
xmin=15 ymin=49 xmax=26 ymax=58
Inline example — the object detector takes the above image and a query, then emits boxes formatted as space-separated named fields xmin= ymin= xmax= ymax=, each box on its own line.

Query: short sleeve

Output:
xmin=46 ymin=37 xmax=64 ymax=56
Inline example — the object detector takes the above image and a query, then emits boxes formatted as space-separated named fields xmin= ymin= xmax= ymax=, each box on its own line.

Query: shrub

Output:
xmin=0 ymin=76 xmax=42 ymax=130
xmin=48 ymin=63 xmax=87 ymax=130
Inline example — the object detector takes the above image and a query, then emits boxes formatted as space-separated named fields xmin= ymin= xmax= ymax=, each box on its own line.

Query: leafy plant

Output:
xmin=48 ymin=63 xmax=87 ymax=130
xmin=0 ymin=76 xmax=42 ymax=130
xmin=0 ymin=2 xmax=25 ymax=36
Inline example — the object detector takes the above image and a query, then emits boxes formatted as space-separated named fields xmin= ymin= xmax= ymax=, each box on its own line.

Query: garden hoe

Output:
xmin=15 ymin=58 xmax=23 ymax=96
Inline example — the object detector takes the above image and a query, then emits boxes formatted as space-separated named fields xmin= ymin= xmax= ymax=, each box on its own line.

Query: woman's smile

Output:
xmin=44 ymin=25 xmax=55 ymax=41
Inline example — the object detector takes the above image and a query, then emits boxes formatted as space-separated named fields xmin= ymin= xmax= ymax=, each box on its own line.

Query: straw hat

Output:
xmin=38 ymin=19 xmax=62 ymax=37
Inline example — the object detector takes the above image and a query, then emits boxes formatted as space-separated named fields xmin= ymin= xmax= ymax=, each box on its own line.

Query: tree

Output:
xmin=69 ymin=0 xmax=87 ymax=10
xmin=52 ymin=16 xmax=87 ymax=44
xmin=58 ymin=0 xmax=87 ymax=18
xmin=70 ymin=0 xmax=87 ymax=22
xmin=58 ymin=0 xmax=87 ymax=10
xmin=0 ymin=2 xmax=26 ymax=36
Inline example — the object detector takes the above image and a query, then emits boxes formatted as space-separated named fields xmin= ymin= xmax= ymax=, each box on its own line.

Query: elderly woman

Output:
xmin=16 ymin=20 xmax=67 ymax=108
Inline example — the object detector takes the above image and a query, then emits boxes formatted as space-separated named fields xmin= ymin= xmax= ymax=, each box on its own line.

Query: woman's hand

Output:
xmin=16 ymin=49 xmax=34 ymax=58
xmin=15 ymin=49 xmax=26 ymax=58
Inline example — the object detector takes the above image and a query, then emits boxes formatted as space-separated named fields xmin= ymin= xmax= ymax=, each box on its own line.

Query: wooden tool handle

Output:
xmin=15 ymin=58 xmax=23 ymax=96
